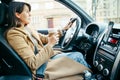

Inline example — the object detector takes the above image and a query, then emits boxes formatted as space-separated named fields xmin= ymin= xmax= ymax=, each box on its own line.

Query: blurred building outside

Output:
xmin=94 ymin=0 xmax=120 ymax=23
xmin=26 ymin=0 xmax=77 ymax=30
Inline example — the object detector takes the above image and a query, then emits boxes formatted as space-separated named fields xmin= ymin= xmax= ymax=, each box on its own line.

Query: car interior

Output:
xmin=0 ymin=0 xmax=120 ymax=80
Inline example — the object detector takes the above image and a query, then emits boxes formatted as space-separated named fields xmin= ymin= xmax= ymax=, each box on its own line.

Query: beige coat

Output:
xmin=6 ymin=26 xmax=91 ymax=80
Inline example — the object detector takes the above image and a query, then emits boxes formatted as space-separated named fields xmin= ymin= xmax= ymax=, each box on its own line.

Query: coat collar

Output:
xmin=13 ymin=26 xmax=40 ymax=42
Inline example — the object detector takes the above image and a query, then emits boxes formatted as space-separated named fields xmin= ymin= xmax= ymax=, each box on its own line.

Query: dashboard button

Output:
xmin=93 ymin=61 xmax=98 ymax=67
xmin=98 ymin=64 xmax=103 ymax=71
xmin=103 ymin=68 xmax=109 ymax=76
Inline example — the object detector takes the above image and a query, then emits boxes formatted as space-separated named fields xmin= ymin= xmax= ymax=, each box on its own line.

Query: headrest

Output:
xmin=1 ymin=0 xmax=13 ymax=5
xmin=0 ymin=3 xmax=8 ymax=26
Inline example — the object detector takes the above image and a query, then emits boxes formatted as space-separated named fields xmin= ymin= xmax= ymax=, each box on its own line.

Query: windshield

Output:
xmin=72 ymin=0 xmax=120 ymax=24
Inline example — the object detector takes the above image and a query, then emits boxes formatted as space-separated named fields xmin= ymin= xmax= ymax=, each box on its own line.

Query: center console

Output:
xmin=93 ymin=22 xmax=120 ymax=80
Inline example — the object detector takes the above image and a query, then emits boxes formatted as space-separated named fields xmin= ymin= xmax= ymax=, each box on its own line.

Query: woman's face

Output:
xmin=16 ymin=5 xmax=31 ymax=25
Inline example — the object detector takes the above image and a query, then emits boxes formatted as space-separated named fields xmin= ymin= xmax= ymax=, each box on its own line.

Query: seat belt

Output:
xmin=24 ymin=27 xmax=39 ymax=54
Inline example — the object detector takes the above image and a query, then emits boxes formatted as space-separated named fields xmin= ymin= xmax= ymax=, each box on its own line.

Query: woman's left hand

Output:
xmin=62 ymin=18 xmax=77 ymax=31
xmin=62 ymin=22 xmax=73 ymax=31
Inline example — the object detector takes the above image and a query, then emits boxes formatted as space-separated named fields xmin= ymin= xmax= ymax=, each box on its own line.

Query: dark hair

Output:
xmin=8 ymin=1 xmax=31 ymax=28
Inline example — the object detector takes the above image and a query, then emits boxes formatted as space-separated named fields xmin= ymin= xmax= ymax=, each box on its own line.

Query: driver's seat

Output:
xmin=0 ymin=2 xmax=32 ymax=80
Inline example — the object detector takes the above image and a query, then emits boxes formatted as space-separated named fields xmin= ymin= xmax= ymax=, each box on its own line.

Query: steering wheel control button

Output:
xmin=103 ymin=68 xmax=109 ymax=76
xmin=98 ymin=64 xmax=103 ymax=71
xmin=93 ymin=61 xmax=98 ymax=67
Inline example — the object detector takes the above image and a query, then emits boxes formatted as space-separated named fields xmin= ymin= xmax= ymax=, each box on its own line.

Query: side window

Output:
xmin=27 ymin=0 xmax=79 ymax=30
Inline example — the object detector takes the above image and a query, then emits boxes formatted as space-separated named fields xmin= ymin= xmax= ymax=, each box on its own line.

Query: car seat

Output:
xmin=0 ymin=2 xmax=32 ymax=80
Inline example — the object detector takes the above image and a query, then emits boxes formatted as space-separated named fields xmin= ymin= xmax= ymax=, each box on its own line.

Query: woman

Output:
xmin=6 ymin=1 xmax=91 ymax=80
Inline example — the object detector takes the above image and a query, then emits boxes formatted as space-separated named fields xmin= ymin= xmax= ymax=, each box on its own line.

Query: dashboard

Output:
xmin=74 ymin=22 xmax=120 ymax=80
xmin=75 ymin=23 xmax=106 ymax=53
xmin=93 ymin=22 xmax=120 ymax=80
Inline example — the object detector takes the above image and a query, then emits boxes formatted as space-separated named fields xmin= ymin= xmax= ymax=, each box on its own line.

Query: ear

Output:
xmin=15 ymin=12 xmax=21 ymax=18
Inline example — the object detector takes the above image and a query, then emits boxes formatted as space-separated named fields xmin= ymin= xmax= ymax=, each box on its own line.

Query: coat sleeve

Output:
xmin=6 ymin=29 xmax=54 ymax=71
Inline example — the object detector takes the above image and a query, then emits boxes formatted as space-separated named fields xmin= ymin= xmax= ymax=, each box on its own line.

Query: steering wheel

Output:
xmin=61 ymin=18 xmax=81 ymax=50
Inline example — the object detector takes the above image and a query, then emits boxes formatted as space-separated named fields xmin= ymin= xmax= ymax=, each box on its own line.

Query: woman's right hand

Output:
xmin=48 ymin=33 xmax=59 ymax=47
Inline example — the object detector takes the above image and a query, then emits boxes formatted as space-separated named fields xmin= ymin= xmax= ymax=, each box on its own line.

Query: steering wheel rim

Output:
xmin=61 ymin=18 xmax=81 ymax=50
